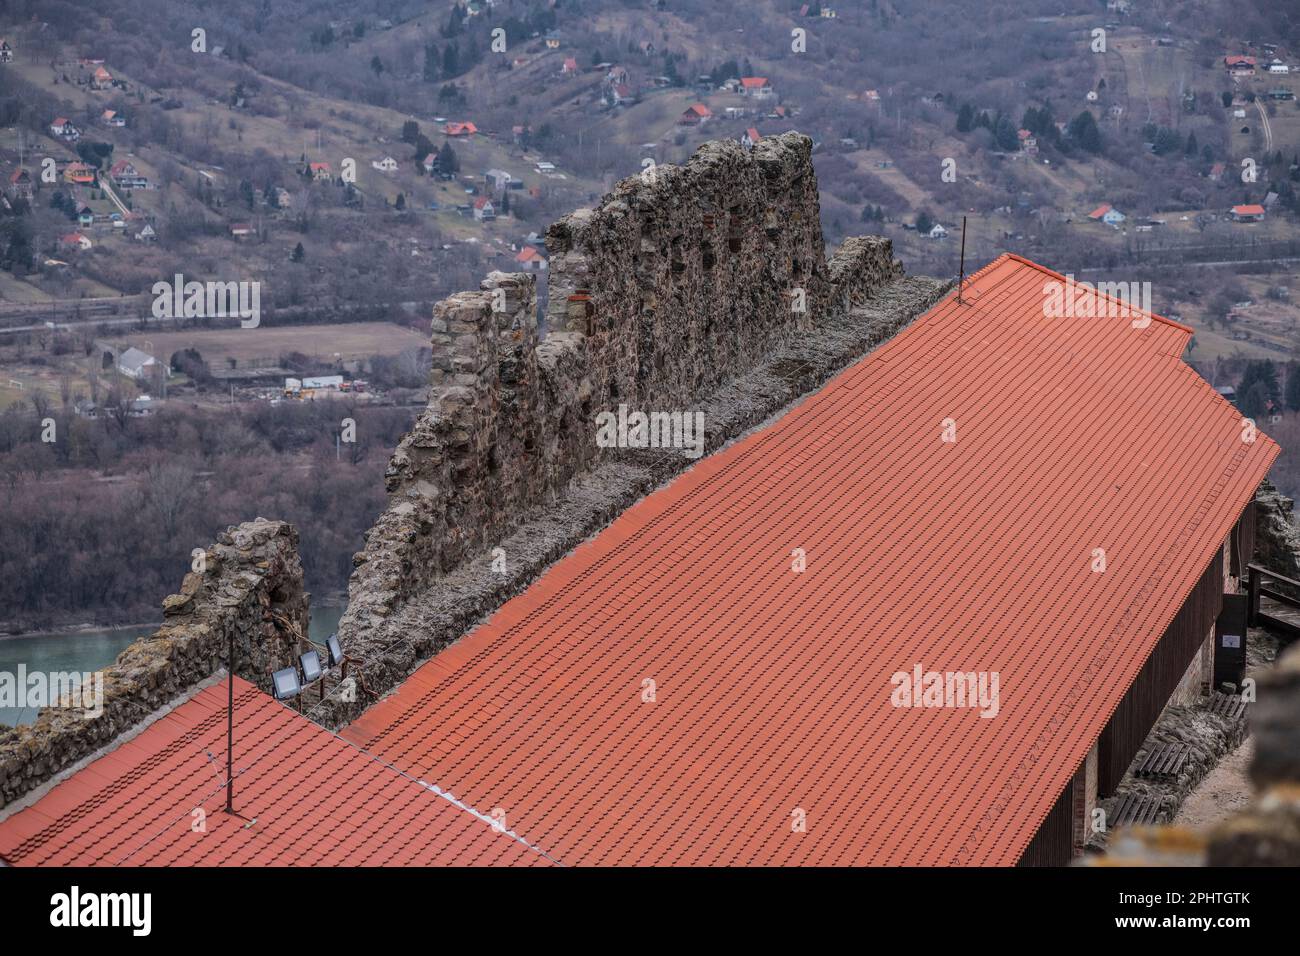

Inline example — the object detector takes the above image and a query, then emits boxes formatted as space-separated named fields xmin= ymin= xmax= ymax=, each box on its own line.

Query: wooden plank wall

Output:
xmin=1097 ymin=548 xmax=1225 ymax=796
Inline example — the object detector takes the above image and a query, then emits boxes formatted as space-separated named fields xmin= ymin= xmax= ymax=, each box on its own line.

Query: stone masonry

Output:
xmin=333 ymin=132 xmax=945 ymax=727
xmin=0 ymin=519 xmax=307 ymax=809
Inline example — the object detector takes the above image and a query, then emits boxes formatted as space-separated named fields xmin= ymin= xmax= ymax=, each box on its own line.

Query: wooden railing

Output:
xmin=1246 ymin=563 xmax=1300 ymax=641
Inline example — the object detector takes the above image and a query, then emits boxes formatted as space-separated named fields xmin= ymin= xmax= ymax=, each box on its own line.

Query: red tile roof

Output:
xmin=342 ymin=252 xmax=1276 ymax=866
xmin=1088 ymin=203 xmax=1112 ymax=219
xmin=740 ymin=76 xmax=770 ymax=88
xmin=1232 ymin=204 xmax=1266 ymax=216
xmin=0 ymin=678 xmax=551 ymax=866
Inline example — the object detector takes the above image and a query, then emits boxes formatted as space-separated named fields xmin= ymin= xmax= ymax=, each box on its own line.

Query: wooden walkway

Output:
xmin=1248 ymin=564 xmax=1300 ymax=646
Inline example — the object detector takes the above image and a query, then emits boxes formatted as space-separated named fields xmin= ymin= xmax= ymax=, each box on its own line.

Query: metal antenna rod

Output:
xmin=226 ymin=627 xmax=235 ymax=814
xmin=957 ymin=216 xmax=968 ymax=305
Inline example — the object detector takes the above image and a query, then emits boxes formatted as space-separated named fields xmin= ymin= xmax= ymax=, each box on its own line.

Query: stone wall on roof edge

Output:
xmin=338 ymin=132 xmax=905 ymax=638
xmin=0 ymin=519 xmax=307 ymax=810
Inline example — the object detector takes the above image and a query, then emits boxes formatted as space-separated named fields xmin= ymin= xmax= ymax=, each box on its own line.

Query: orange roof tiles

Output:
xmin=342 ymin=253 xmax=1277 ymax=866
xmin=0 ymin=678 xmax=551 ymax=866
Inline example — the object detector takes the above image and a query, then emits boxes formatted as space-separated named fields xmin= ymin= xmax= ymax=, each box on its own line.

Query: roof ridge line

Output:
xmin=1000 ymin=253 xmax=1193 ymax=335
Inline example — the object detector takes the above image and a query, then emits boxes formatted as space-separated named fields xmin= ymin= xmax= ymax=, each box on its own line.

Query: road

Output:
xmin=1255 ymin=99 xmax=1274 ymax=152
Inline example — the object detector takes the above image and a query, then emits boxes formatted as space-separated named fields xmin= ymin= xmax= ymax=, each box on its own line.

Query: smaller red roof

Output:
xmin=562 ymin=57 xmax=578 ymax=71
xmin=9 ymin=168 xmax=29 ymax=184
xmin=1225 ymin=55 xmax=1256 ymax=66
xmin=685 ymin=103 xmax=711 ymax=118
xmin=1088 ymin=203 xmax=1112 ymax=219
xmin=516 ymin=246 xmax=545 ymax=263
xmin=60 ymin=232 xmax=87 ymax=245
xmin=1232 ymin=204 xmax=1266 ymax=216
xmin=309 ymin=161 xmax=330 ymax=171
xmin=51 ymin=116 xmax=70 ymax=126
xmin=740 ymin=76 xmax=770 ymax=89
xmin=473 ymin=196 xmax=492 ymax=210
xmin=445 ymin=121 xmax=478 ymax=136
xmin=746 ymin=128 xmax=761 ymax=141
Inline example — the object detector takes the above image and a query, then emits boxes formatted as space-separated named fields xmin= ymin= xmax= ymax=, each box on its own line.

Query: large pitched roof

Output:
xmin=341 ymin=253 xmax=1277 ymax=866
xmin=0 ymin=679 xmax=551 ymax=866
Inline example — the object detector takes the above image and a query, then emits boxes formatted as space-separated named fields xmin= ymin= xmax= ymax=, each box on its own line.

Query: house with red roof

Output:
xmin=561 ymin=56 xmax=578 ymax=75
xmin=90 ymin=65 xmax=113 ymax=89
xmin=741 ymin=128 xmax=762 ymax=148
xmin=739 ymin=76 xmax=773 ymax=98
xmin=0 ymin=39 xmax=14 ymax=63
xmin=445 ymin=121 xmax=478 ymax=137
xmin=515 ymin=245 xmax=547 ymax=271
xmin=1230 ymin=203 xmax=1266 ymax=222
xmin=59 ymin=231 xmax=92 ymax=251
xmin=1088 ymin=203 xmax=1125 ymax=227
xmin=62 ymin=162 xmax=95 ymax=186
xmin=1225 ymin=55 xmax=1256 ymax=74
xmin=472 ymin=196 xmax=495 ymax=221
xmin=49 ymin=117 xmax=79 ymax=141
xmin=7 ymin=167 xmax=33 ymax=201
xmin=678 ymin=103 xmax=712 ymax=126
xmin=109 ymin=158 xmax=148 ymax=189
xmin=308 ymin=161 xmax=332 ymax=181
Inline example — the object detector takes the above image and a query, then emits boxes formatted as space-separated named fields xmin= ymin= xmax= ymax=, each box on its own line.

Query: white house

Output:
xmin=1268 ymin=60 xmax=1290 ymax=74
xmin=515 ymin=246 xmax=548 ymax=271
xmin=372 ymin=156 xmax=398 ymax=172
xmin=929 ymin=223 xmax=948 ymax=239
xmin=118 ymin=347 xmax=159 ymax=380
xmin=50 ymin=117 xmax=80 ymax=140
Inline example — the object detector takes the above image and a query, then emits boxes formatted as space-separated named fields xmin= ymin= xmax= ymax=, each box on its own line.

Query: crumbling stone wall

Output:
xmin=0 ymin=519 xmax=307 ymax=809
xmin=342 ymin=132 xmax=910 ymax=646
xmin=1254 ymin=479 xmax=1300 ymax=592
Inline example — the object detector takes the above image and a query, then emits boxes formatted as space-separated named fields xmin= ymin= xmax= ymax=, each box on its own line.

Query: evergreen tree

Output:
xmin=956 ymin=103 xmax=975 ymax=133
xmin=291 ymin=242 xmax=305 ymax=262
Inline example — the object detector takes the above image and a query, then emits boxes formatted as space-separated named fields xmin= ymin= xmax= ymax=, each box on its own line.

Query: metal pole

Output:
xmin=226 ymin=627 xmax=234 ymax=814
xmin=957 ymin=215 xmax=968 ymax=304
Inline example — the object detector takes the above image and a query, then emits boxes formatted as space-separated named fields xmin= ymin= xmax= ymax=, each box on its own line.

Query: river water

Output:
xmin=0 ymin=605 xmax=346 ymax=726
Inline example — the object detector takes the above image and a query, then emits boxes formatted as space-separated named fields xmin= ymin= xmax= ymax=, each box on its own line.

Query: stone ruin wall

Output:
xmin=340 ymin=132 xmax=904 ymax=633
xmin=0 ymin=519 xmax=307 ymax=810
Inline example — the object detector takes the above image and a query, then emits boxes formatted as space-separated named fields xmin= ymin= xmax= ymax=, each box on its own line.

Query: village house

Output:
xmin=1267 ymin=87 xmax=1295 ymax=101
xmin=63 ymin=162 xmax=95 ymax=186
xmin=117 ymin=347 xmax=159 ymax=380
xmin=678 ymin=103 xmax=712 ymax=126
xmin=741 ymin=128 xmax=762 ymax=148
xmin=109 ymin=159 xmax=148 ymax=189
xmin=739 ymin=76 xmax=774 ymax=98
xmin=1209 ymin=161 xmax=1226 ymax=182
xmin=515 ymin=245 xmax=547 ymax=271
xmin=229 ymin=222 xmax=254 ymax=237
xmin=90 ymin=65 xmax=114 ymax=89
xmin=372 ymin=156 xmax=398 ymax=172
xmin=76 ymin=204 xmax=94 ymax=227
xmin=59 ymin=231 xmax=92 ymax=251
xmin=272 ymin=187 xmax=292 ymax=208
xmin=484 ymin=169 xmax=514 ymax=192
xmin=0 ymin=38 xmax=14 ymax=62
xmin=7 ymin=168 xmax=33 ymax=201
xmin=544 ymin=30 xmax=561 ymax=49
xmin=444 ymin=121 xmax=478 ymax=137
xmin=605 ymin=83 xmax=634 ymax=107
xmin=1088 ymin=203 xmax=1126 ymax=227
xmin=928 ymin=223 xmax=948 ymax=239
xmin=1018 ymin=128 xmax=1038 ymax=154
xmin=101 ymin=109 xmax=125 ymax=127
xmin=308 ymin=161 xmax=332 ymax=181
xmin=135 ymin=223 xmax=156 ymax=242
xmin=1225 ymin=55 xmax=1256 ymax=75
xmin=561 ymin=56 xmax=579 ymax=75
xmin=1267 ymin=59 xmax=1290 ymax=74
xmin=472 ymin=196 xmax=495 ymax=221
xmin=1230 ymin=203 xmax=1266 ymax=222
xmin=49 ymin=117 xmax=79 ymax=141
